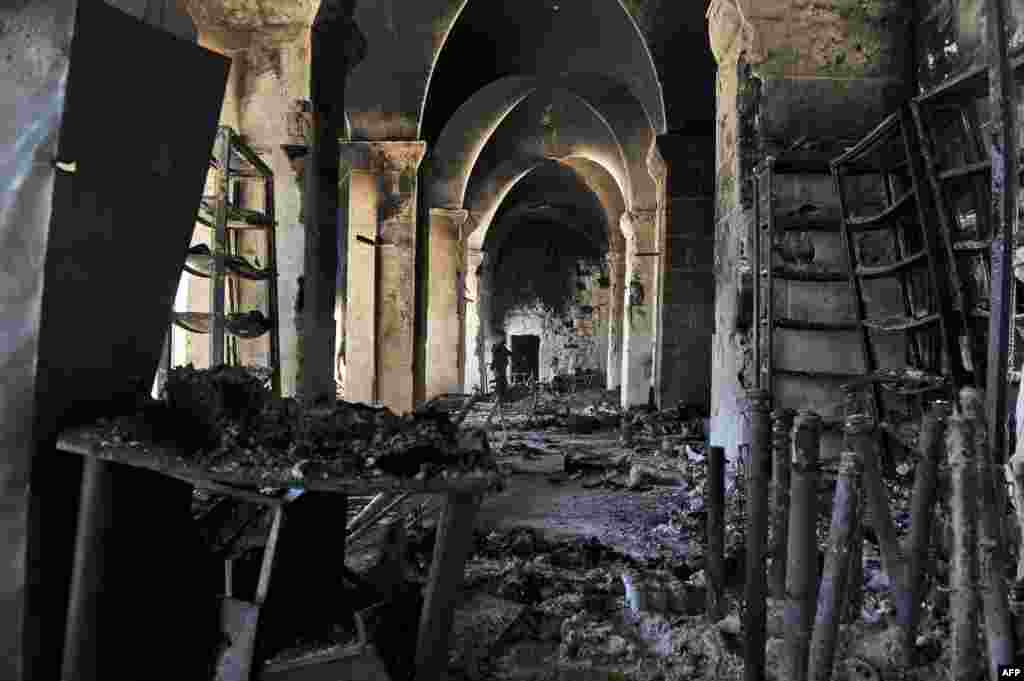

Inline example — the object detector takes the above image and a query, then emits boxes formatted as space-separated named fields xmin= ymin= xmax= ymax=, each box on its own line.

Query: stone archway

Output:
xmin=421 ymin=76 xmax=662 ymax=402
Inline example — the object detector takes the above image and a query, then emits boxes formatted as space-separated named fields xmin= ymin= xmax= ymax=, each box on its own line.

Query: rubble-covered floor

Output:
xmin=477 ymin=442 xmax=692 ymax=562
xmin=428 ymin=388 xmax=968 ymax=681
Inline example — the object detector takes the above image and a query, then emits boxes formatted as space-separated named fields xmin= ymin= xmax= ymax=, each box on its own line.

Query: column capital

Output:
xmin=340 ymin=141 xmax=428 ymax=174
xmin=184 ymin=0 xmax=315 ymax=47
xmin=620 ymin=210 xmax=658 ymax=239
xmin=430 ymin=207 xmax=470 ymax=237
xmin=706 ymin=0 xmax=763 ymax=66
xmin=429 ymin=207 xmax=469 ymax=223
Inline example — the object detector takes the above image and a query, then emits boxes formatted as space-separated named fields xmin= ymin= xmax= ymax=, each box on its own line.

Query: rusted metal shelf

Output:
xmin=173 ymin=311 xmax=274 ymax=339
xmin=938 ymin=160 xmax=992 ymax=182
xmin=844 ymin=190 xmax=915 ymax=229
xmin=168 ymin=126 xmax=282 ymax=395
xmin=184 ymin=245 xmax=275 ymax=281
xmin=771 ymin=318 xmax=860 ymax=332
xmin=855 ymin=251 xmax=927 ymax=279
xmin=770 ymin=266 xmax=847 ymax=282
xmin=862 ymin=313 xmax=941 ymax=333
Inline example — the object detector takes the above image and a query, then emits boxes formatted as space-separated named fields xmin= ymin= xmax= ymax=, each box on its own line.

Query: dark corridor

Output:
xmin=510 ymin=335 xmax=540 ymax=382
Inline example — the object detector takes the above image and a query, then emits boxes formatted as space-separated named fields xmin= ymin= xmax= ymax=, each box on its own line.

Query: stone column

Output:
xmin=606 ymin=251 xmax=625 ymax=391
xmin=185 ymin=2 xmax=316 ymax=397
xmin=648 ymin=143 xmax=668 ymax=408
xmin=339 ymin=141 xmax=426 ymax=413
xmin=463 ymin=248 xmax=485 ymax=393
xmin=343 ymin=153 xmax=378 ymax=405
xmin=655 ymin=131 xmax=716 ymax=410
xmin=426 ymin=208 xmax=469 ymax=398
xmin=621 ymin=210 xmax=659 ymax=408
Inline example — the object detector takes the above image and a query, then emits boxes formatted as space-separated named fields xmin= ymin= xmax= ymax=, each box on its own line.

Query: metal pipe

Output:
xmin=744 ymin=389 xmax=772 ymax=681
xmin=61 ymin=460 xmax=114 ymax=681
xmin=346 ymin=492 xmax=390 ymax=531
xmin=751 ymin=172 xmax=762 ymax=390
xmin=897 ymin=400 xmax=950 ymax=666
xmin=845 ymin=513 xmax=863 ymax=625
xmin=347 ymin=493 xmax=413 ymax=544
xmin=948 ymin=409 xmax=980 ymax=681
xmin=860 ymin=418 xmax=903 ymax=591
xmin=963 ymin=387 xmax=1015 ymax=678
xmin=808 ymin=442 xmax=864 ymax=681
xmin=784 ymin=410 xmax=821 ymax=681
xmin=985 ymin=0 xmax=1017 ymax=479
xmin=707 ymin=445 xmax=726 ymax=620
xmin=770 ymin=408 xmax=796 ymax=599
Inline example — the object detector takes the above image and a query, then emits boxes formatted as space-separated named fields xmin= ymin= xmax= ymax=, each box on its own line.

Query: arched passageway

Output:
xmin=327 ymin=0 xmax=715 ymax=413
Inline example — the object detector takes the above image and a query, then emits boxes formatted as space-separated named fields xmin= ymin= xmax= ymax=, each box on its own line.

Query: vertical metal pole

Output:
xmin=770 ymin=408 xmax=796 ymax=599
xmin=61 ymin=461 xmax=114 ymax=681
xmin=744 ymin=388 xmax=772 ymax=681
xmin=948 ymin=408 xmax=980 ymax=681
xmin=784 ymin=411 xmax=821 ymax=681
xmin=962 ymin=387 xmax=1015 ymax=678
xmin=210 ymin=127 xmax=229 ymax=367
xmin=264 ymin=171 xmax=282 ymax=396
xmin=808 ymin=442 xmax=864 ymax=681
xmin=707 ymin=445 xmax=726 ymax=620
xmin=764 ymin=158 xmax=776 ymax=391
xmin=751 ymin=170 xmax=762 ymax=390
xmin=897 ymin=399 xmax=950 ymax=666
xmin=986 ymin=0 xmax=1018 ymax=470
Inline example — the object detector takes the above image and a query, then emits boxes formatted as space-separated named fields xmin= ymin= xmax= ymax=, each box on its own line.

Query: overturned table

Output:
xmin=57 ymin=425 xmax=497 ymax=681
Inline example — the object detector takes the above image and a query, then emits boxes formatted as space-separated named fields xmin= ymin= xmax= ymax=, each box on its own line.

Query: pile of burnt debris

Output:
xmin=90 ymin=364 xmax=498 ymax=482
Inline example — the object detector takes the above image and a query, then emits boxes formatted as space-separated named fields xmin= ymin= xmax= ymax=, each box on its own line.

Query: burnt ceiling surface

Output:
xmin=420 ymin=0 xmax=667 ymax=141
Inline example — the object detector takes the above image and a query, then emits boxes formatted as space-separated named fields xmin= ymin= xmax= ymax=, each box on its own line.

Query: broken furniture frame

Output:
xmin=56 ymin=425 xmax=494 ymax=681
xmin=172 ymin=127 xmax=282 ymax=394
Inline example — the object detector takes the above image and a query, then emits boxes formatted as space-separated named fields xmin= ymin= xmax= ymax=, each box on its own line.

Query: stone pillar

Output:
xmin=343 ymin=157 xmax=378 ymax=405
xmin=621 ymin=210 xmax=658 ymax=409
xmin=339 ymin=141 xmax=426 ymax=413
xmin=426 ymin=208 xmax=469 ymax=398
xmin=185 ymin=2 xmax=316 ymax=397
xmin=463 ymin=248 xmax=485 ymax=393
xmin=606 ymin=251 xmax=625 ymax=391
xmin=655 ymin=131 xmax=716 ymax=410
xmin=648 ymin=143 xmax=668 ymax=409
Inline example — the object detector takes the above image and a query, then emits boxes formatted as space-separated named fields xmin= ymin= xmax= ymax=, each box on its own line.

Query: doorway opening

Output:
xmin=510 ymin=334 xmax=540 ymax=385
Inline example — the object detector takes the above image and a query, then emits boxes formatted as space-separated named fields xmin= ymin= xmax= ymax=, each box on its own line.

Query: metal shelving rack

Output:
xmin=169 ymin=126 xmax=282 ymax=394
xmin=829 ymin=106 xmax=970 ymax=466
